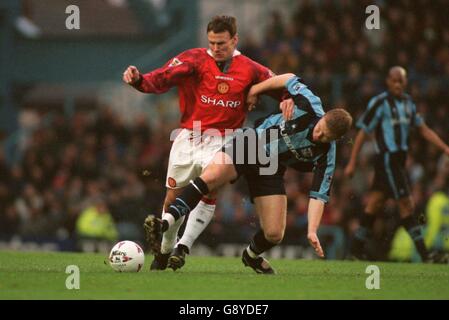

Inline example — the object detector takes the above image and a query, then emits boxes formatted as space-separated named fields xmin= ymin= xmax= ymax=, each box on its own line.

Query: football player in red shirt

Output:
xmin=123 ymin=16 xmax=291 ymax=271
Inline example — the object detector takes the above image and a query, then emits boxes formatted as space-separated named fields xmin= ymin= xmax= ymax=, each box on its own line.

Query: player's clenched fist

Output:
xmin=123 ymin=66 xmax=141 ymax=85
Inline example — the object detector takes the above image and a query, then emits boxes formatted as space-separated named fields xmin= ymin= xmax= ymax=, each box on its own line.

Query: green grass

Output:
xmin=0 ymin=250 xmax=448 ymax=299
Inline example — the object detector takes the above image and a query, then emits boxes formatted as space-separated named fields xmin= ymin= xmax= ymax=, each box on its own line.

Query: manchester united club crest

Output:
xmin=168 ymin=177 xmax=177 ymax=188
xmin=217 ymin=82 xmax=230 ymax=94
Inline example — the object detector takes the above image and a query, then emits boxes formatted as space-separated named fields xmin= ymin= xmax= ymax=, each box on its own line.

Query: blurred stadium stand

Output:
xmin=0 ymin=0 xmax=448 ymax=261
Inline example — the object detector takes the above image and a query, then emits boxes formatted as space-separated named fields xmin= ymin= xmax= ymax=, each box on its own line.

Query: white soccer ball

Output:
xmin=108 ymin=240 xmax=145 ymax=272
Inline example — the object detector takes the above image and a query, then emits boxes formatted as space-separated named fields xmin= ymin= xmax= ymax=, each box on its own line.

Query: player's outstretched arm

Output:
xmin=307 ymin=198 xmax=325 ymax=258
xmin=123 ymin=51 xmax=196 ymax=94
xmin=247 ymin=73 xmax=296 ymax=108
xmin=248 ymin=73 xmax=295 ymax=96
xmin=123 ymin=66 xmax=141 ymax=85
xmin=344 ymin=130 xmax=367 ymax=178
xmin=418 ymin=123 xmax=449 ymax=156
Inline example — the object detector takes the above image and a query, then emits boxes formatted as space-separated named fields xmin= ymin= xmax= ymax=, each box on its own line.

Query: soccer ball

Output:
xmin=108 ymin=240 xmax=145 ymax=272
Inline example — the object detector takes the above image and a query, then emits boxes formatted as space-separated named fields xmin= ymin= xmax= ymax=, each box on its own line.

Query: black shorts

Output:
xmin=371 ymin=151 xmax=410 ymax=199
xmin=222 ymin=129 xmax=286 ymax=202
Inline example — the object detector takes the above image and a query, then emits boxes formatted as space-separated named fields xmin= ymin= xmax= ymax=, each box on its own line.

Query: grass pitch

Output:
xmin=0 ymin=250 xmax=448 ymax=300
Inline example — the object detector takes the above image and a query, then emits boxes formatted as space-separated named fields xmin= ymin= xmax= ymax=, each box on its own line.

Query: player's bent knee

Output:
xmin=199 ymin=173 xmax=219 ymax=191
xmin=201 ymin=168 xmax=229 ymax=191
xmin=263 ymin=230 xmax=284 ymax=244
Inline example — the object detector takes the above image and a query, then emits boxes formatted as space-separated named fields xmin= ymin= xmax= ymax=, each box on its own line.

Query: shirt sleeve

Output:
xmin=285 ymin=75 xmax=325 ymax=117
xmin=411 ymin=101 xmax=424 ymax=127
xmin=252 ymin=62 xmax=290 ymax=101
xmin=253 ymin=61 xmax=275 ymax=83
xmin=356 ymin=96 xmax=384 ymax=133
xmin=132 ymin=50 xmax=197 ymax=94
xmin=309 ymin=142 xmax=336 ymax=203
xmin=285 ymin=75 xmax=302 ymax=96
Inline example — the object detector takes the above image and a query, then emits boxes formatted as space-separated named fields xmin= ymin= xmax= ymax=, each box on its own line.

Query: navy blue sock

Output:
xmin=167 ymin=177 xmax=209 ymax=221
xmin=249 ymin=229 xmax=277 ymax=255
xmin=401 ymin=215 xmax=428 ymax=260
xmin=354 ymin=213 xmax=376 ymax=240
xmin=352 ymin=213 xmax=376 ymax=255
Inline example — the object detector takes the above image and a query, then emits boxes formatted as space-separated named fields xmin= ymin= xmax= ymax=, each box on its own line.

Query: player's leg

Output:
xmin=397 ymin=196 xmax=433 ymax=262
xmin=144 ymin=151 xmax=238 ymax=252
xmin=255 ymin=195 xmax=287 ymax=244
xmin=350 ymin=191 xmax=386 ymax=259
xmin=168 ymin=135 xmax=229 ymax=270
xmin=386 ymin=151 xmax=444 ymax=262
xmin=145 ymin=129 xmax=191 ymax=270
xmin=240 ymin=161 xmax=287 ymax=274
xmin=351 ymin=154 xmax=392 ymax=260
xmin=242 ymin=194 xmax=287 ymax=274
xmin=148 ymin=187 xmax=186 ymax=270
xmin=168 ymin=190 xmax=218 ymax=270
xmin=161 ymin=188 xmax=185 ymax=252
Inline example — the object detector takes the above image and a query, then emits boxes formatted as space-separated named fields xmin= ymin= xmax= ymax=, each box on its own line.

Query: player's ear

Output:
xmin=233 ymin=34 xmax=239 ymax=46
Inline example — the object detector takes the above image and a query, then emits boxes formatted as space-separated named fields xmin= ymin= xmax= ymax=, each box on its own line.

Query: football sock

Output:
xmin=160 ymin=213 xmax=185 ymax=254
xmin=352 ymin=213 xmax=376 ymax=254
xmin=163 ymin=177 xmax=210 ymax=232
xmin=401 ymin=214 xmax=428 ymax=260
xmin=247 ymin=229 xmax=277 ymax=257
xmin=176 ymin=243 xmax=190 ymax=254
xmin=178 ymin=199 xmax=216 ymax=250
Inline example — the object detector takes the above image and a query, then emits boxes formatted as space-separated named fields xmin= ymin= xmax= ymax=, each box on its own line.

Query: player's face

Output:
xmin=207 ymin=31 xmax=238 ymax=62
xmin=386 ymin=72 xmax=407 ymax=97
xmin=313 ymin=119 xmax=336 ymax=143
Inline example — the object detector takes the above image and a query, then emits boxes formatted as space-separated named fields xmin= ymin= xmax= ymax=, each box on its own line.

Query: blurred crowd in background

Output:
xmin=1 ymin=0 xmax=449 ymax=261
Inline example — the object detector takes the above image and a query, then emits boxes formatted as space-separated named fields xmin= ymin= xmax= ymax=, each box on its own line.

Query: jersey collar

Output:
xmin=387 ymin=91 xmax=407 ymax=100
xmin=206 ymin=49 xmax=241 ymax=57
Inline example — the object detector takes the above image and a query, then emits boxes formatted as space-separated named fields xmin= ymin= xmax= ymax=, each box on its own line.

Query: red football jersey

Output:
xmin=133 ymin=48 xmax=279 ymax=133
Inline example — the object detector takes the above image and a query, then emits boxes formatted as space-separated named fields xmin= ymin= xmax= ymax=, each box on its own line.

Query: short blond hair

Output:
xmin=324 ymin=108 xmax=353 ymax=139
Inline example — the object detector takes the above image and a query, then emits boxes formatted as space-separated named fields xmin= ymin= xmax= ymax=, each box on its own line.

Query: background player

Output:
xmin=123 ymin=16 xmax=290 ymax=270
xmin=144 ymin=73 xmax=353 ymax=273
xmin=344 ymin=66 xmax=449 ymax=262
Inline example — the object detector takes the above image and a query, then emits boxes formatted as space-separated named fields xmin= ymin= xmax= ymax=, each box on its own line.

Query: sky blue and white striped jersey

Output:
xmin=357 ymin=91 xmax=424 ymax=153
xmin=254 ymin=76 xmax=336 ymax=203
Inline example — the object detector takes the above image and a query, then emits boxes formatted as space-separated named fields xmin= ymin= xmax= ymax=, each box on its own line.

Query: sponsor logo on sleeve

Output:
xmin=292 ymin=82 xmax=302 ymax=94
xmin=169 ymin=58 xmax=183 ymax=67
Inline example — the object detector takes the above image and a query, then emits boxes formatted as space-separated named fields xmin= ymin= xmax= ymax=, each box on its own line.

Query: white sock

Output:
xmin=177 ymin=201 xmax=215 ymax=251
xmin=163 ymin=214 xmax=175 ymax=228
xmin=160 ymin=212 xmax=185 ymax=254
xmin=246 ymin=246 xmax=258 ymax=258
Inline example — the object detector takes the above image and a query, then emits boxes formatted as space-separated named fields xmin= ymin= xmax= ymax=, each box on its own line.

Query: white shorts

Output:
xmin=165 ymin=129 xmax=232 ymax=189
